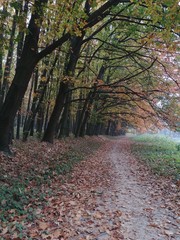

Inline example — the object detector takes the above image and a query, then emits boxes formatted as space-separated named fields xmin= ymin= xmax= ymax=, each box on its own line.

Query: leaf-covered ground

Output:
xmin=0 ymin=137 xmax=179 ymax=239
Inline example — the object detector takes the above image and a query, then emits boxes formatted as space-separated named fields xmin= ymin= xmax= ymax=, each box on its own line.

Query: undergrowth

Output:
xmin=0 ymin=138 xmax=102 ymax=224
xmin=132 ymin=134 xmax=180 ymax=178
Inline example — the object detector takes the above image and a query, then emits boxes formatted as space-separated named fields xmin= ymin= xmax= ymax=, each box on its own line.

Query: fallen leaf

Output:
xmin=51 ymin=229 xmax=63 ymax=238
xmin=29 ymin=230 xmax=38 ymax=238
xmin=1 ymin=227 xmax=8 ymax=235
xmin=94 ymin=211 xmax=103 ymax=219
xmin=38 ymin=221 xmax=49 ymax=230
xmin=115 ymin=210 xmax=122 ymax=217
xmin=148 ymin=223 xmax=160 ymax=228
xmin=164 ymin=230 xmax=174 ymax=236
xmin=69 ymin=200 xmax=76 ymax=206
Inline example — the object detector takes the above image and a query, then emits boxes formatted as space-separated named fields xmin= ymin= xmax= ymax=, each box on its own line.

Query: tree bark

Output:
xmin=0 ymin=0 xmax=126 ymax=152
xmin=0 ymin=0 xmax=47 ymax=153
xmin=75 ymin=65 xmax=106 ymax=137
xmin=42 ymin=81 xmax=69 ymax=143
xmin=58 ymin=91 xmax=71 ymax=138
xmin=42 ymin=34 xmax=84 ymax=143
xmin=0 ymin=9 xmax=18 ymax=104
xmin=0 ymin=4 xmax=8 ymax=103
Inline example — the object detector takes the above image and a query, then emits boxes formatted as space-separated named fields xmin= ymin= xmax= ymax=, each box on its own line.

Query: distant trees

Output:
xmin=0 ymin=0 xmax=179 ymax=153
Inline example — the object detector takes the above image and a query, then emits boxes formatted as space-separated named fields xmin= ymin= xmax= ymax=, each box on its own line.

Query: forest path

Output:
xmin=12 ymin=137 xmax=179 ymax=239
xmin=105 ymin=137 xmax=180 ymax=240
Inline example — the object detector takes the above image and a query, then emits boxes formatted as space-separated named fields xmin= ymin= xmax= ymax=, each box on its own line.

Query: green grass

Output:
xmin=132 ymin=134 xmax=180 ymax=178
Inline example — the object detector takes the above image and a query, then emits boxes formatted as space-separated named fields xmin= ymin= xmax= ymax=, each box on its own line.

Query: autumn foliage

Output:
xmin=0 ymin=0 xmax=179 ymax=151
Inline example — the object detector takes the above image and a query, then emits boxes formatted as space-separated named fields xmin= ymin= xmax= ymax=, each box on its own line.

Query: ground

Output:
xmin=0 ymin=137 xmax=179 ymax=239
xmin=106 ymin=137 xmax=179 ymax=240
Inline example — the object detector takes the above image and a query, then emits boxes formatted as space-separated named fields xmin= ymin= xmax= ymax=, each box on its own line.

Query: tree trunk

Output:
xmin=23 ymin=54 xmax=58 ymax=141
xmin=0 ymin=59 xmax=37 ymax=152
xmin=75 ymin=65 xmax=106 ymax=137
xmin=0 ymin=47 xmax=3 ymax=98
xmin=58 ymin=92 xmax=71 ymax=138
xmin=16 ymin=111 xmax=21 ymax=140
xmin=42 ymin=35 xmax=84 ymax=143
xmin=106 ymin=120 xmax=111 ymax=135
xmin=0 ymin=0 xmax=123 ymax=152
xmin=0 ymin=5 xmax=8 ymax=104
xmin=0 ymin=9 xmax=18 ymax=104
xmin=78 ymin=91 xmax=96 ymax=137
xmin=36 ymin=104 xmax=44 ymax=138
xmin=42 ymin=81 xmax=69 ymax=143
xmin=0 ymin=0 xmax=47 ymax=153
xmin=15 ymin=1 xmax=28 ymax=140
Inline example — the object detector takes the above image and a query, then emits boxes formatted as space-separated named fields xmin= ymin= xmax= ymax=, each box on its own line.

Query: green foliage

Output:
xmin=132 ymin=134 xmax=180 ymax=177
xmin=0 ymin=183 xmax=26 ymax=220
xmin=0 ymin=179 xmax=43 ymax=222
xmin=10 ymin=1 xmax=22 ymax=10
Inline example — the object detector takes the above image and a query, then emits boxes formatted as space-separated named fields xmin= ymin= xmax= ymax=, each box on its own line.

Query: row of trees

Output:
xmin=0 ymin=0 xmax=179 ymax=154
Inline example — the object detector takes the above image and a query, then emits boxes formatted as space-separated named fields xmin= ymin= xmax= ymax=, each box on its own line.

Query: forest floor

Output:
xmin=0 ymin=137 xmax=179 ymax=239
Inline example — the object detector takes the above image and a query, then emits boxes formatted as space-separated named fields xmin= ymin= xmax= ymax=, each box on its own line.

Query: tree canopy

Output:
xmin=0 ymin=0 xmax=179 ymax=153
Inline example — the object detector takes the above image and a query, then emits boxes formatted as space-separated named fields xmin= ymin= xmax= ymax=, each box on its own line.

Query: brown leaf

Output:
xmin=38 ymin=221 xmax=49 ymax=230
xmin=148 ymin=223 xmax=160 ymax=228
xmin=94 ymin=211 xmax=103 ymax=219
xmin=69 ymin=200 xmax=76 ymax=206
xmin=115 ymin=210 xmax=122 ymax=217
xmin=1 ymin=227 xmax=8 ymax=235
xmin=164 ymin=230 xmax=174 ymax=236
xmin=29 ymin=230 xmax=38 ymax=238
xmin=51 ymin=229 xmax=63 ymax=238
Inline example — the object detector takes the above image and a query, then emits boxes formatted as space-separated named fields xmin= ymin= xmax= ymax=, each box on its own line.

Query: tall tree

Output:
xmin=0 ymin=0 xmax=179 ymax=152
xmin=0 ymin=0 xmax=130 ymax=153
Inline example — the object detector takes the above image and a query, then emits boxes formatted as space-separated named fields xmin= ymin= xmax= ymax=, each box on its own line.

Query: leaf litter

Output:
xmin=0 ymin=136 xmax=179 ymax=239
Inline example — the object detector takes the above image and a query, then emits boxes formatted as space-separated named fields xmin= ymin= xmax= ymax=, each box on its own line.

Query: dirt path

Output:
xmin=3 ymin=137 xmax=179 ymax=239
xmin=106 ymin=137 xmax=180 ymax=240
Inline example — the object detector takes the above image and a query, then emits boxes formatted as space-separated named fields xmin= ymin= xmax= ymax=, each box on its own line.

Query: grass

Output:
xmin=132 ymin=134 xmax=180 ymax=178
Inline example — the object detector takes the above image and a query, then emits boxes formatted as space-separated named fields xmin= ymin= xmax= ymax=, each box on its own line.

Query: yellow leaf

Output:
xmin=41 ymin=76 xmax=47 ymax=82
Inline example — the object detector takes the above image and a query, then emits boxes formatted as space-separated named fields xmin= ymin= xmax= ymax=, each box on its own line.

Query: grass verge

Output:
xmin=132 ymin=134 xmax=180 ymax=178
